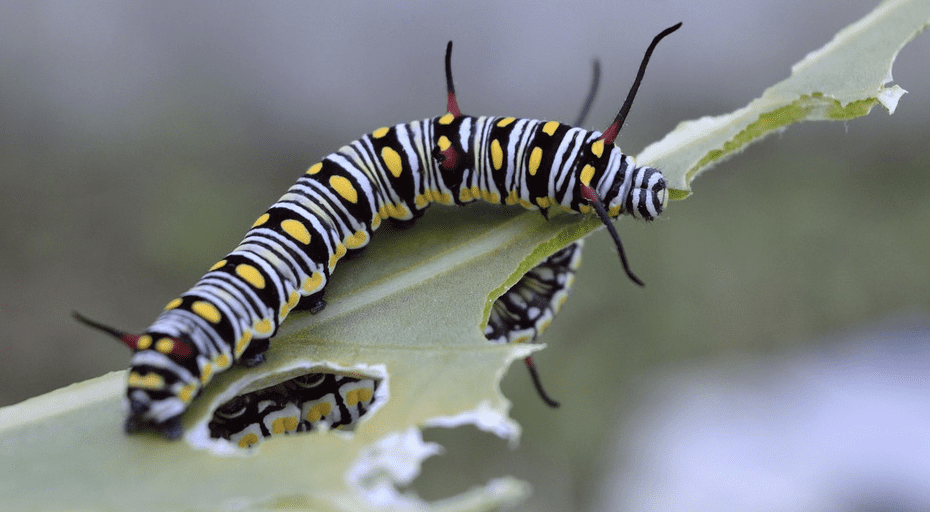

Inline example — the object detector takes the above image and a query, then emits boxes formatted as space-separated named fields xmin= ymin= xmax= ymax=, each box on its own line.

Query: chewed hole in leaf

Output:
xmin=208 ymin=371 xmax=383 ymax=449
xmin=484 ymin=241 xmax=583 ymax=345
xmin=482 ymin=241 xmax=584 ymax=409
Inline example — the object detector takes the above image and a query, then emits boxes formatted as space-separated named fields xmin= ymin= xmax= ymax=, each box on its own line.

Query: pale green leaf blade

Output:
xmin=0 ymin=206 xmax=574 ymax=511
xmin=2 ymin=1 xmax=929 ymax=509
xmin=639 ymin=0 xmax=930 ymax=199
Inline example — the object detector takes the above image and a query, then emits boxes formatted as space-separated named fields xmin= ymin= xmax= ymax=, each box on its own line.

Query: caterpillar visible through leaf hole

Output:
xmin=74 ymin=23 xmax=681 ymax=440
xmin=208 ymin=372 xmax=381 ymax=448
xmin=207 ymin=240 xmax=582 ymax=448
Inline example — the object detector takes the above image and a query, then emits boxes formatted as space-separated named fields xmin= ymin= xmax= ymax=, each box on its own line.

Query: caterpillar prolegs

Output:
xmin=75 ymin=24 xmax=680 ymax=439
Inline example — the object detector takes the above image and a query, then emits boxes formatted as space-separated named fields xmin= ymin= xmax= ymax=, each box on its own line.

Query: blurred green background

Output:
xmin=1 ymin=1 xmax=928 ymax=510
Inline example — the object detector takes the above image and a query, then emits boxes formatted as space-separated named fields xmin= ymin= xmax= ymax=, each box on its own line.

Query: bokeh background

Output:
xmin=2 ymin=1 xmax=928 ymax=511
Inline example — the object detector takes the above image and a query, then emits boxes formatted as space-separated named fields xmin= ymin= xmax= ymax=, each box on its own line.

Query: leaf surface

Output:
xmin=1 ymin=1 xmax=927 ymax=509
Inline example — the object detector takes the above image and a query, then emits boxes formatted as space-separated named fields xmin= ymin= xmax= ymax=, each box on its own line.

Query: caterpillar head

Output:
xmin=607 ymin=163 xmax=667 ymax=221
xmin=73 ymin=312 xmax=197 ymax=439
xmin=580 ymin=21 xmax=680 ymax=287
xmin=579 ymin=149 xmax=667 ymax=288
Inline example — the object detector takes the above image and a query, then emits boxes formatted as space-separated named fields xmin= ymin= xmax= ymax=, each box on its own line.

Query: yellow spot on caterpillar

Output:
xmin=178 ymin=383 xmax=197 ymax=403
xmin=302 ymin=272 xmax=324 ymax=293
xmin=254 ymin=319 xmax=273 ymax=335
xmin=513 ymin=335 xmax=532 ymax=344
xmin=281 ymin=219 xmax=311 ymax=245
xmin=306 ymin=162 xmax=322 ymax=175
xmin=437 ymin=136 xmax=451 ymax=151
xmin=392 ymin=203 xmax=411 ymax=218
xmin=252 ymin=213 xmax=269 ymax=228
xmin=372 ymin=126 xmax=390 ymax=138
xmin=200 ymin=362 xmax=213 ymax=384
xmin=580 ymin=204 xmax=592 ymax=214
xmin=155 ymin=337 xmax=175 ymax=354
xmin=542 ymin=121 xmax=559 ymax=136
xmin=215 ymin=354 xmax=230 ymax=369
xmin=346 ymin=387 xmax=374 ymax=406
xmin=330 ymin=175 xmax=358 ymax=203
xmin=371 ymin=213 xmax=382 ymax=229
xmin=505 ymin=190 xmax=519 ymax=205
xmin=238 ymin=433 xmax=259 ymax=448
xmin=537 ymin=318 xmax=552 ymax=333
xmin=490 ymin=139 xmax=503 ymax=170
xmin=306 ymin=402 xmax=332 ymax=422
xmin=329 ymin=243 xmax=347 ymax=270
xmin=415 ymin=194 xmax=429 ymax=208
xmin=236 ymin=264 xmax=266 ymax=290
xmin=486 ymin=191 xmax=500 ymax=203
xmin=192 ymin=301 xmax=221 ymax=324
xmin=519 ymin=199 xmax=534 ymax=210
xmin=528 ymin=146 xmax=542 ymax=176
xmin=209 ymin=260 xmax=226 ymax=272
xmin=280 ymin=289 xmax=300 ymax=317
xmin=435 ymin=191 xmax=453 ymax=205
xmin=345 ymin=230 xmax=368 ymax=249
xmin=234 ymin=330 xmax=252 ymax=358
xmin=136 ymin=334 xmax=152 ymax=350
xmin=459 ymin=187 xmax=473 ymax=202
xmin=591 ymin=139 xmax=605 ymax=158
xmin=536 ymin=197 xmax=551 ymax=208
xmin=128 ymin=372 xmax=164 ymax=390
xmin=390 ymin=203 xmax=403 ymax=217
xmin=497 ymin=117 xmax=515 ymax=127
xmin=439 ymin=112 xmax=455 ymax=125
xmin=381 ymin=147 xmax=403 ymax=178
xmin=164 ymin=298 xmax=183 ymax=311
xmin=580 ymin=164 xmax=595 ymax=186
xmin=608 ymin=205 xmax=622 ymax=217
xmin=271 ymin=416 xmax=299 ymax=434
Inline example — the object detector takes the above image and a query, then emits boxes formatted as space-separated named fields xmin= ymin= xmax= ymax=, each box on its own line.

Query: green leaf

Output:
xmin=0 ymin=206 xmax=577 ymax=512
xmin=639 ymin=0 xmax=930 ymax=200
xmin=1 ymin=0 xmax=927 ymax=509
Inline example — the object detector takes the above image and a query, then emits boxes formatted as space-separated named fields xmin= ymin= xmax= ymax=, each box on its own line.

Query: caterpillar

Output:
xmin=207 ymin=240 xmax=582 ymax=449
xmin=209 ymin=372 xmax=380 ymax=448
xmin=486 ymin=240 xmax=584 ymax=407
xmin=74 ymin=23 xmax=680 ymax=440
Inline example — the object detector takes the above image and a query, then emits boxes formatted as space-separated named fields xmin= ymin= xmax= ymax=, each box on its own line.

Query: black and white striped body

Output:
xmin=127 ymin=114 xmax=667 ymax=433
xmin=485 ymin=241 xmax=584 ymax=346
xmin=208 ymin=372 xmax=379 ymax=448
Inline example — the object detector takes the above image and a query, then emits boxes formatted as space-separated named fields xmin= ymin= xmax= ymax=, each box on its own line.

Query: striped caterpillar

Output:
xmin=75 ymin=23 xmax=679 ymax=439
xmin=208 ymin=372 xmax=380 ymax=448
xmin=208 ymin=240 xmax=582 ymax=448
